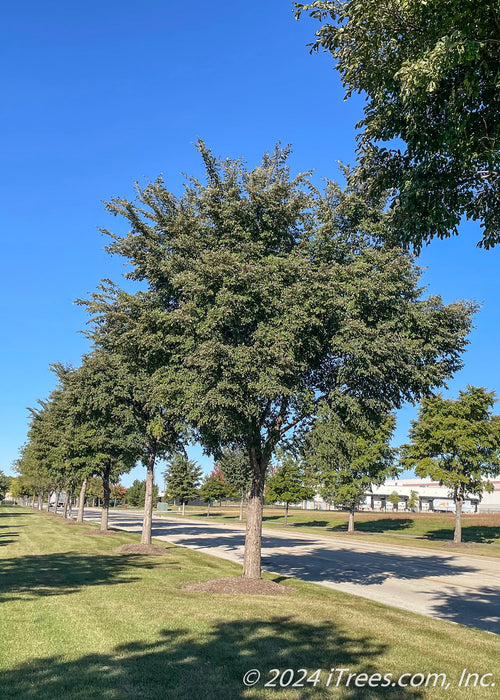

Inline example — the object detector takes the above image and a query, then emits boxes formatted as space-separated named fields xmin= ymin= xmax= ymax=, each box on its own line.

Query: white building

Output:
xmin=303 ymin=477 xmax=500 ymax=513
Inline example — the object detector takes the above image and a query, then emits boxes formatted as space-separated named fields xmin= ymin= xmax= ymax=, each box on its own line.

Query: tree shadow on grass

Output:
xmin=0 ymin=552 xmax=159 ymax=603
xmin=0 ymin=532 xmax=18 ymax=547
xmin=331 ymin=519 xmax=414 ymax=534
xmin=424 ymin=526 xmax=500 ymax=544
xmin=0 ymin=617 xmax=424 ymax=700
xmin=288 ymin=520 xmax=330 ymax=528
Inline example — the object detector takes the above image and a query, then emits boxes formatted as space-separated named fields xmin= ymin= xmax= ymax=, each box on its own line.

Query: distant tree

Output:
xmin=0 ymin=471 xmax=11 ymax=500
xmin=64 ymin=352 xmax=143 ymax=531
xmin=407 ymin=490 xmax=420 ymax=513
xmin=126 ymin=480 xmax=158 ymax=508
xmin=401 ymin=386 xmax=500 ymax=543
xmin=126 ymin=480 xmax=144 ymax=507
xmin=163 ymin=455 xmax=202 ymax=516
xmin=13 ymin=442 xmax=51 ymax=511
xmin=265 ymin=455 xmax=314 ymax=525
xmin=111 ymin=483 xmax=127 ymax=507
xmin=218 ymin=448 xmax=252 ymax=521
xmin=305 ymin=408 xmax=397 ymax=532
xmin=78 ymin=290 xmax=187 ymax=546
xmin=85 ymin=477 xmax=104 ymax=506
xmin=199 ymin=475 xmax=228 ymax=516
xmin=388 ymin=491 xmax=400 ymax=512
xmin=297 ymin=1 xmax=500 ymax=249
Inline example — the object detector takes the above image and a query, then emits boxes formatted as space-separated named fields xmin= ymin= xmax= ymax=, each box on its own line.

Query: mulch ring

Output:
xmin=182 ymin=577 xmax=294 ymax=596
xmin=114 ymin=543 xmax=169 ymax=555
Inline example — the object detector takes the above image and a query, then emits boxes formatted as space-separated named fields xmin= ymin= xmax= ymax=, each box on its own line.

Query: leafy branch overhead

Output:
xmin=296 ymin=1 xmax=500 ymax=249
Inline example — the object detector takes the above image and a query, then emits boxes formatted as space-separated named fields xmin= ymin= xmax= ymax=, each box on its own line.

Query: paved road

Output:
xmin=83 ymin=509 xmax=500 ymax=634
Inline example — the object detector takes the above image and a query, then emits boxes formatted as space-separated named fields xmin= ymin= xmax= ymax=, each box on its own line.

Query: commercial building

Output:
xmin=303 ymin=477 xmax=500 ymax=513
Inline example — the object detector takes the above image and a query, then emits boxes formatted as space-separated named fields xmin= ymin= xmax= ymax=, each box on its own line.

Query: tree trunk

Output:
xmin=141 ymin=441 xmax=157 ymax=545
xmin=54 ymin=490 xmax=61 ymax=514
xmin=101 ymin=465 xmax=111 ymax=532
xmin=38 ymin=491 xmax=43 ymax=510
xmin=284 ymin=502 xmax=289 ymax=526
xmin=207 ymin=502 xmax=211 ymax=517
xmin=454 ymin=498 xmax=463 ymax=544
xmin=47 ymin=491 xmax=54 ymax=513
xmin=76 ymin=478 xmax=87 ymax=524
xmin=182 ymin=501 xmax=186 ymax=516
xmin=348 ymin=508 xmax=355 ymax=533
xmin=242 ymin=457 xmax=266 ymax=579
xmin=239 ymin=494 xmax=244 ymax=521
xmin=62 ymin=492 xmax=70 ymax=519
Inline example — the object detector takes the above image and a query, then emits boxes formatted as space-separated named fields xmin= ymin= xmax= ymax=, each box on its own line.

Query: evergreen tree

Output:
xmin=407 ymin=490 xmax=420 ymax=513
xmin=126 ymin=479 xmax=158 ymax=507
xmin=163 ymin=454 xmax=202 ymax=516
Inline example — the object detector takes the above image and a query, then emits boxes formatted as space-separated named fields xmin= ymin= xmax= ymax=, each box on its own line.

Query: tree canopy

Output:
xmin=401 ymin=385 xmax=500 ymax=541
xmin=0 ymin=471 xmax=11 ymax=500
xmin=91 ymin=141 xmax=476 ymax=577
xmin=304 ymin=407 xmax=397 ymax=531
xmin=296 ymin=1 xmax=500 ymax=249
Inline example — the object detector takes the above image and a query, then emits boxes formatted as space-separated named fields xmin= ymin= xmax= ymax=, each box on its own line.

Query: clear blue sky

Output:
xmin=2 ymin=1 xmax=499 ymax=487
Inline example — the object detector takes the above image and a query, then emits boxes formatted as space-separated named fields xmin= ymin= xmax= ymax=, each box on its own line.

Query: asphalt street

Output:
xmin=83 ymin=508 xmax=500 ymax=634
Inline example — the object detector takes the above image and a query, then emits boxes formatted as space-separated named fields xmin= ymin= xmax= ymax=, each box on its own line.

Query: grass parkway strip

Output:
xmin=1 ymin=505 xmax=499 ymax=699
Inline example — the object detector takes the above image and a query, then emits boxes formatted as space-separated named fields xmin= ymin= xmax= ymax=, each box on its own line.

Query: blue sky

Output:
xmin=2 ymin=1 xmax=499 ymax=487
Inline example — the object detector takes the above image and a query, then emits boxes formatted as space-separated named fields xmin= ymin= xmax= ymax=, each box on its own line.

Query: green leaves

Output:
xmin=95 ymin=143 xmax=475 ymax=468
xmin=297 ymin=0 xmax=500 ymax=249
xmin=265 ymin=455 xmax=314 ymax=506
xmin=304 ymin=408 xmax=397 ymax=509
xmin=163 ymin=454 xmax=202 ymax=505
xmin=401 ymin=385 xmax=500 ymax=500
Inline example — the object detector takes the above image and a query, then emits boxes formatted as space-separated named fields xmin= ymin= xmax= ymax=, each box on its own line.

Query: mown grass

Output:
xmin=0 ymin=505 xmax=498 ymax=699
xmin=158 ymin=506 xmax=500 ymax=558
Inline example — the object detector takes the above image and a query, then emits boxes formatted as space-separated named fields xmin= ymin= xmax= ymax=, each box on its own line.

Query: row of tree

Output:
xmin=10 ymin=0 xmax=500 ymax=565
xmin=11 ymin=139 xmax=498 ymax=570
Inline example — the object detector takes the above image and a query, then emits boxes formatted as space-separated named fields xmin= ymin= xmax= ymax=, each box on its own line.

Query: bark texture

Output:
xmin=141 ymin=442 xmax=157 ymax=545
xmin=62 ymin=492 xmax=70 ymax=519
xmin=76 ymin=478 xmax=87 ymax=524
xmin=454 ymin=498 xmax=463 ymax=544
xmin=239 ymin=495 xmax=244 ymax=522
xmin=348 ymin=509 xmax=355 ymax=533
xmin=242 ymin=454 xmax=266 ymax=579
xmin=101 ymin=465 xmax=111 ymax=532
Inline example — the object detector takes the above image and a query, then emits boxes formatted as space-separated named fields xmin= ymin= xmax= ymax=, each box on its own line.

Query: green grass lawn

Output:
xmin=157 ymin=506 xmax=500 ymax=558
xmin=1 ymin=505 xmax=498 ymax=699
